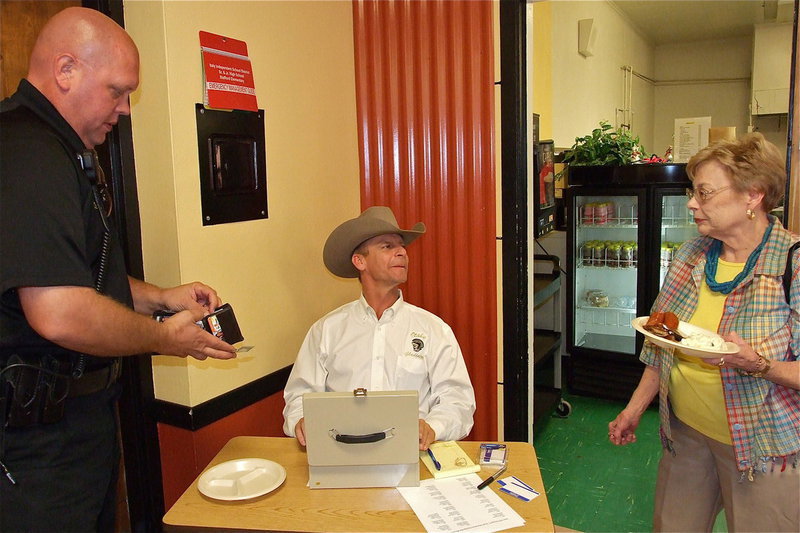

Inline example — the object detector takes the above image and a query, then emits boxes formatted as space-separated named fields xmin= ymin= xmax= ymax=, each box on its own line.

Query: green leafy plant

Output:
xmin=562 ymin=121 xmax=644 ymax=166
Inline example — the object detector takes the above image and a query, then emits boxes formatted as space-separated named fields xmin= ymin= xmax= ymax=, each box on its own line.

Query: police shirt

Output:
xmin=0 ymin=79 xmax=133 ymax=360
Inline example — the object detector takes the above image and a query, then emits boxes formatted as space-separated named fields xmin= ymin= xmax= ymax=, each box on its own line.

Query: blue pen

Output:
xmin=427 ymin=448 xmax=441 ymax=470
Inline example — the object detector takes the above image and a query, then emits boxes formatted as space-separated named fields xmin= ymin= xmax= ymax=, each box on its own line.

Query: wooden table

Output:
xmin=163 ymin=437 xmax=554 ymax=532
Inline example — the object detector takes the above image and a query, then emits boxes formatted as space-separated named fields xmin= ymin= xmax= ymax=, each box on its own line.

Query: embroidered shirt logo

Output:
xmin=404 ymin=331 xmax=428 ymax=358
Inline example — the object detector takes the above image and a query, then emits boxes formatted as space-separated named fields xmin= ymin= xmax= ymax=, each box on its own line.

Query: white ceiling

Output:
xmin=610 ymin=0 xmax=795 ymax=45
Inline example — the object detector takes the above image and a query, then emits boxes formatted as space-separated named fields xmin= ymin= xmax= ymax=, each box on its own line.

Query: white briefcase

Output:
xmin=303 ymin=389 xmax=420 ymax=489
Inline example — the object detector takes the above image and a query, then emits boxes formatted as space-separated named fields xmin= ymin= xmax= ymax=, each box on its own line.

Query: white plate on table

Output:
xmin=631 ymin=316 xmax=740 ymax=359
xmin=197 ymin=458 xmax=286 ymax=501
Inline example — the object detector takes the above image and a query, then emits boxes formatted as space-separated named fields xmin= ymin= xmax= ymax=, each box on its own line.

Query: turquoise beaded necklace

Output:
xmin=704 ymin=222 xmax=773 ymax=295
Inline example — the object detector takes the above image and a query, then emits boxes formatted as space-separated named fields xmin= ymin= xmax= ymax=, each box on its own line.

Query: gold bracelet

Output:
xmin=742 ymin=355 xmax=772 ymax=378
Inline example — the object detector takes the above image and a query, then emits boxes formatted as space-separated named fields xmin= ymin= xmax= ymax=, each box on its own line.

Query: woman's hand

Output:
xmin=609 ymin=410 xmax=640 ymax=446
xmin=713 ymin=332 xmax=761 ymax=372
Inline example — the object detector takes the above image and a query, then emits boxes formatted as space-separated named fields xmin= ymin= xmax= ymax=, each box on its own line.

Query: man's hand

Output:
xmin=158 ymin=307 xmax=236 ymax=360
xmin=18 ymin=285 xmax=235 ymax=360
xmin=295 ymin=418 xmax=307 ymax=446
xmin=419 ymin=419 xmax=436 ymax=451
xmin=161 ymin=282 xmax=223 ymax=314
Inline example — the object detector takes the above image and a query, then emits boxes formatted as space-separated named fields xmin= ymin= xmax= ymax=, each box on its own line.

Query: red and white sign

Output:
xmin=200 ymin=31 xmax=258 ymax=111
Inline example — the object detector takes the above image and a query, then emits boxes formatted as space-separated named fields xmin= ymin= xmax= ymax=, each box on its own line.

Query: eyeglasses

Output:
xmin=685 ymin=185 xmax=731 ymax=204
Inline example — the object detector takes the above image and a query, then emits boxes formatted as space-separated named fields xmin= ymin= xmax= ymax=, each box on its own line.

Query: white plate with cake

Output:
xmin=632 ymin=313 xmax=740 ymax=359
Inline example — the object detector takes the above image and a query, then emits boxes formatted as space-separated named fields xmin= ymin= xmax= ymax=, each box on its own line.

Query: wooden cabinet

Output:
xmin=751 ymin=22 xmax=793 ymax=115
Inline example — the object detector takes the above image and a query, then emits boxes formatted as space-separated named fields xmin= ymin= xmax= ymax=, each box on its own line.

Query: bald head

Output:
xmin=26 ymin=7 xmax=139 ymax=148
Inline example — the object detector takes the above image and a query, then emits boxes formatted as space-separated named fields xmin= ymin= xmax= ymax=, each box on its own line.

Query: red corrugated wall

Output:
xmin=352 ymin=0 xmax=497 ymax=440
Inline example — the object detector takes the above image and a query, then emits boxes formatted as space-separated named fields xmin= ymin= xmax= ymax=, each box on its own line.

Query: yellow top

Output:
xmin=668 ymin=258 xmax=743 ymax=444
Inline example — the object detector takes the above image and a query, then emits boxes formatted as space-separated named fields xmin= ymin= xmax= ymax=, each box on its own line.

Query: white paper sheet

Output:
xmin=397 ymin=473 xmax=525 ymax=533
xmin=673 ymin=116 xmax=711 ymax=163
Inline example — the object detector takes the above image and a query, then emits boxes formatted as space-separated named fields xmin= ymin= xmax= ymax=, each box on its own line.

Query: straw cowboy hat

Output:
xmin=323 ymin=206 xmax=426 ymax=278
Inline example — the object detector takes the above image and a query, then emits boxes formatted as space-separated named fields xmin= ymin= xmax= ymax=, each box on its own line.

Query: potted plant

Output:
xmin=562 ymin=121 xmax=683 ymax=185
xmin=562 ymin=121 xmax=644 ymax=167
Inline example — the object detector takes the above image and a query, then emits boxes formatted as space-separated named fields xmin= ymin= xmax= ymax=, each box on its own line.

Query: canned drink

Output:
xmin=660 ymin=244 xmax=673 ymax=267
xmin=594 ymin=203 xmax=609 ymax=225
xmin=607 ymin=244 xmax=621 ymax=267
xmin=581 ymin=243 xmax=592 ymax=266
xmin=582 ymin=203 xmax=595 ymax=224
xmin=592 ymin=243 xmax=606 ymax=267
xmin=621 ymin=245 xmax=634 ymax=268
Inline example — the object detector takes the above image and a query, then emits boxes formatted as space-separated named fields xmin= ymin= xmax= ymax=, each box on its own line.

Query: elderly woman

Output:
xmin=608 ymin=133 xmax=799 ymax=532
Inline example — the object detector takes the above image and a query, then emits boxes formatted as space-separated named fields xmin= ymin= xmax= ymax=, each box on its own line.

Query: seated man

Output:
xmin=283 ymin=206 xmax=475 ymax=450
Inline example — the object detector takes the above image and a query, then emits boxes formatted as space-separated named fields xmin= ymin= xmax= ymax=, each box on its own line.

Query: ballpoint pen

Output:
xmin=476 ymin=463 xmax=507 ymax=490
xmin=427 ymin=448 xmax=441 ymax=470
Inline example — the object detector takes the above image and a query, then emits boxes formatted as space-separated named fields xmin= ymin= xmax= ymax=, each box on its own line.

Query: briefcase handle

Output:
xmin=328 ymin=427 xmax=395 ymax=444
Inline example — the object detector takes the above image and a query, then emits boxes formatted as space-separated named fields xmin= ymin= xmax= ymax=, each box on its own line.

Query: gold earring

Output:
xmin=746 ymin=209 xmax=756 ymax=220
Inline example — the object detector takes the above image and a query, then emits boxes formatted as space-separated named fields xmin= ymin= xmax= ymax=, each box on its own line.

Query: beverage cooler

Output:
xmin=565 ymin=164 xmax=698 ymax=401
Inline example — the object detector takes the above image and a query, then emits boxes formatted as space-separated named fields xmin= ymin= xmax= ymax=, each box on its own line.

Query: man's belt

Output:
xmin=68 ymin=359 xmax=121 ymax=398
xmin=2 ymin=356 xmax=121 ymax=427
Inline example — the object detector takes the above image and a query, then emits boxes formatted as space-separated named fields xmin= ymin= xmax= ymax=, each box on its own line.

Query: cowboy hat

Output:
xmin=323 ymin=206 xmax=426 ymax=278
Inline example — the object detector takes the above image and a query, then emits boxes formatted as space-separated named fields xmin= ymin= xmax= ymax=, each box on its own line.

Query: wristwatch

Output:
xmin=741 ymin=355 xmax=772 ymax=378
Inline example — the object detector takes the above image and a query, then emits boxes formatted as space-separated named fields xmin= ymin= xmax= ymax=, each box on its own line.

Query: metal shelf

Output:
xmin=532 ymin=255 xmax=564 ymax=432
xmin=577 ymin=305 xmax=636 ymax=313
xmin=577 ymin=222 xmax=638 ymax=229
xmin=576 ymin=262 xmax=638 ymax=270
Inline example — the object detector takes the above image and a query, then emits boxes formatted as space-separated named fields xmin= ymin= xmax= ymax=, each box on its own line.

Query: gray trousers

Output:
xmin=654 ymin=413 xmax=800 ymax=532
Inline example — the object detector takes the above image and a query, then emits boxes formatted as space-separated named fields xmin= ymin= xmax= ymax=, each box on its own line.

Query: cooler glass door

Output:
xmin=653 ymin=188 xmax=699 ymax=299
xmin=570 ymin=190 xmax=643 ymax=356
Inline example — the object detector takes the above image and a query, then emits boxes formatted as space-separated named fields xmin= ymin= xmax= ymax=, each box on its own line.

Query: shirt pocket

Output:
xmin=734 ymin=277 xmax=789 ymax=346
xmin=397 ymin=332 xmax=429 ymax=386
xmin=737 ymin=311 xmax=791 ymax=360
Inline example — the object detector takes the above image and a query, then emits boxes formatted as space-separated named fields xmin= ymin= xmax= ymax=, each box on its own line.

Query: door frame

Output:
xmin=84 ymin=1 xmax=165 ymax=530
xmin=500 ymin=0 xmax=529 ymax=443
xmin=499 ymin=0 xmax=800 ymax=443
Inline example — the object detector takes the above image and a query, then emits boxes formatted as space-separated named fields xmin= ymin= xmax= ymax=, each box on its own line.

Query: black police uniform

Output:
xmin=0 ymin=80 xmax=133 ymax=532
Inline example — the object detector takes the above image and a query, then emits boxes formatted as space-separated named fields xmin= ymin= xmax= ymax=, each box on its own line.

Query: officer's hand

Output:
xmin=159 ymin=308 xmax=236 ymax=360
xmin=162 ymin=282 xmax=223 ymax=314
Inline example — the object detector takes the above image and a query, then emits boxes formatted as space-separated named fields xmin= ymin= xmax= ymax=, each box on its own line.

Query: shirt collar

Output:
xmin=679 ymin=216 xmax=791 ymax=275
xmin=358 ymin=290 xmax=405 ymax=322
xmin=10 ymin=79 xmax=86 ymax=153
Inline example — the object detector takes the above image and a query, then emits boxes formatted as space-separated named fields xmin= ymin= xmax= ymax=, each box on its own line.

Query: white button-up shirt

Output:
xmin=283 ymin=293 xmax=475 ymax=441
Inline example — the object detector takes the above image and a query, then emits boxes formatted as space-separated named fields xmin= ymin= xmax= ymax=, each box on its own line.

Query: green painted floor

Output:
xmin=533 ymin=393 xmax=727 ymax=533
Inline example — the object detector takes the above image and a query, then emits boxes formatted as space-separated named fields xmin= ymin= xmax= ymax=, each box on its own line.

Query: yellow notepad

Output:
xmin=420 ymin=441 xmax=480 ymax=479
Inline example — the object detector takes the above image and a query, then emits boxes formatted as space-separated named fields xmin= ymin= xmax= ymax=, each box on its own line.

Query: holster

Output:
xmin=1 ymin=354 xmax=72 ymax=428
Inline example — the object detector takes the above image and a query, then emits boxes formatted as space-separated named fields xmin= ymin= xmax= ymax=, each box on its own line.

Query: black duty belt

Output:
xmin=68 ymin=359 xmax=121 ymax=398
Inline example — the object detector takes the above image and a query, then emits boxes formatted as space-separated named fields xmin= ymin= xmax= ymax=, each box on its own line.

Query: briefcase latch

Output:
xmin=353 ymin=388 xmax=367 ymax=398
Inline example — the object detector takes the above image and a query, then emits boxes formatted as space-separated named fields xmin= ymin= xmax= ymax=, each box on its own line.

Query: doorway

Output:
xmin=0 ymin=1 xmax=161 ymax=530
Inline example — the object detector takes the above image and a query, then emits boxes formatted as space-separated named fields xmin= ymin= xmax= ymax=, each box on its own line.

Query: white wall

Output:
xmin=550 ymin=1 xmax=655 ymax=151
xmin=653 ymin=37 xmax=752 ymax=156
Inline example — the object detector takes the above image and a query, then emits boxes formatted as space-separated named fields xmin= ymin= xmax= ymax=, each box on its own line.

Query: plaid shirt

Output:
xmin=641 ymin=217 xmax=800 ymax=474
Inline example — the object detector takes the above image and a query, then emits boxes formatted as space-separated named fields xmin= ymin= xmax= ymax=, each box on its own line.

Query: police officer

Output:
xmin=0 ymin=8 xmax=237 ymax=531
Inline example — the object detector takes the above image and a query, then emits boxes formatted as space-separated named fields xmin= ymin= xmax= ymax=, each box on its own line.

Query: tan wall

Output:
xmin=530 ymin=0 xmax=553 ymax=139
xmin=549 ymin=0 xmax=655 ymax=151
xmin=125 ymin=0 xmax=361 ymax=406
